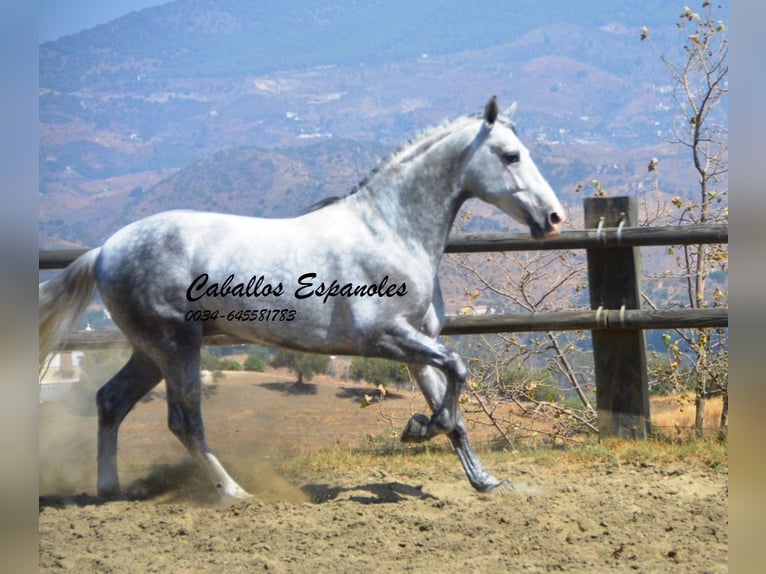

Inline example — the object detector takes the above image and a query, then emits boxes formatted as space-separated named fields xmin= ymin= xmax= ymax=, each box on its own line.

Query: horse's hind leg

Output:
xmin=96 ymin=350 xmax=162 ymax=499
xmin=402 ymin=365 xmax=502 ymax=492
xmin=160 ymin=344 xmax=251 ymax=504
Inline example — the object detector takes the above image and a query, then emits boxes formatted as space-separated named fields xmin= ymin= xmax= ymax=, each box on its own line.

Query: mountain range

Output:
xmin=39 ymin=0 xmax=722 ymax=249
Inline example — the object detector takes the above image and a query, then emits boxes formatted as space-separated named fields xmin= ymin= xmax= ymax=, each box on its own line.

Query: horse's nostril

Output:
xmin=550 ymin=212 xmax=562 ymax=225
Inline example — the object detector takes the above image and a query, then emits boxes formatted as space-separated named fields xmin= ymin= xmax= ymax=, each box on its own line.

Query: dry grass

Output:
xmin=650 ymin=393 xmax=724 ymax=438
xmin=275 ymin=433 xmax=727 ymax=491
xmin=39 ymin=368 xmax=727 ymax=501
xmin=273 ymin=385 xmax=729 ymax=486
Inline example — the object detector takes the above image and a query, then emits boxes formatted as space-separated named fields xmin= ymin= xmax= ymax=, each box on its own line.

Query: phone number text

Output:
xmin=184 ymin=309 xmax=297 ymax=322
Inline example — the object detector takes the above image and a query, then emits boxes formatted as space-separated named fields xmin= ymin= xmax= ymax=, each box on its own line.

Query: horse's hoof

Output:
xmin=217 ymin=490 xmax=254 ymax=508
xmin=479 ymin=478 xmax=514 ymax=495
xmin=97 ymin=488 xmax=126 ymax=501
xmin=400 ymin=413 xmax=432 ymax=443
xmin=214 ymin=481 xmax=253 ymax=506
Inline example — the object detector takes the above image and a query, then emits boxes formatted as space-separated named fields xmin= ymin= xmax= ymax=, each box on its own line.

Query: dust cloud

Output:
xmin=38 ymin=379 xmax=311 ymax=505
xmin=38 ymin=398 xmax=98 ymax=497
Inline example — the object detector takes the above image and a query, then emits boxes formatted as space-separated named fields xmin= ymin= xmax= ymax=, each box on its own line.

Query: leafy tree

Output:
xmin=243 ymin=354 xmax=266 ymax=371
xmin=199 ymin=348 xmax=227 ymax=384
xmin=349 ymin=357 xmax=409 ymax=387
xmin=270 ymin=350 xmax=330 ymax=384
xmin=507 ymin=367 xmax=558 ymax=403
xmin=642 ymin=1 xmax=728 ymax=436
xmin=200 ymin=348 xmax=224 ymax=370
xmin=220 ymin=358 xmax=241 ymax=371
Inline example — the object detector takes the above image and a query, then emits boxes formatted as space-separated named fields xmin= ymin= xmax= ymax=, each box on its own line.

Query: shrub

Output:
xmin=270 ymin=350 xmax=329 ymax=383
xmin=220 ymin=359 xmax=241 ymax=371
xmin=243 ymin=354 xmax=266 ymax=371
xmin=349 ymin=357 xmax=409 ymax=387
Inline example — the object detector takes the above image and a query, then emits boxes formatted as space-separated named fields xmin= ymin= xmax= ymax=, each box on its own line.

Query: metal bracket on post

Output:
xmin=585 ymin=197 xmax=650 ymax=439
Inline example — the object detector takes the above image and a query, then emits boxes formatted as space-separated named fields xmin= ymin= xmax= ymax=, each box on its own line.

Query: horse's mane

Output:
xmin=300 ymin=108 xmax=517 ymax=215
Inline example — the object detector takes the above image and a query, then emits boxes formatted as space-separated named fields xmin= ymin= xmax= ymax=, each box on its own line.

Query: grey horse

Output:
xmin=40 ymin=97 xmax=565 ymax=503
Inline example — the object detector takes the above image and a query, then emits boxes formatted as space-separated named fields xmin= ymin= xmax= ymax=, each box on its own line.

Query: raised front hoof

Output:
xmin=400 ymin=413 xmax=432 ymax=444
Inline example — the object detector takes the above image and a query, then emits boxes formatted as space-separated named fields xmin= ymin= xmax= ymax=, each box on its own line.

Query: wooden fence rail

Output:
xmin=53 ymin=308 xmax=727 ymax=351
xmin=40 ymin=198 xmax=728 ymax=438
xmin=39 ymin=224 xmax=728 ymax=268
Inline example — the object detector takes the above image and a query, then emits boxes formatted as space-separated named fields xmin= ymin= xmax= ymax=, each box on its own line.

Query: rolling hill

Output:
xmin=39 ymin=0 xmax=718 ymax=249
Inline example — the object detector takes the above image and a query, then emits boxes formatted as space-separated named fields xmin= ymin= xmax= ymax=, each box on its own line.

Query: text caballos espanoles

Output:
xmin=185 ymin=272 xmax=408 ymax=305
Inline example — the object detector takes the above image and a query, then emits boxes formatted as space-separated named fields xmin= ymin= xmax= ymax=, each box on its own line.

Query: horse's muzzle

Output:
xmin=529 ymin=212 xmax=563 ymax=239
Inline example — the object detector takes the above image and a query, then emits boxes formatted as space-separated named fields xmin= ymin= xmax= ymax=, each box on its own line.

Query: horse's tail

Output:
xmin=39 ymin=248 xmax=101 ymax=370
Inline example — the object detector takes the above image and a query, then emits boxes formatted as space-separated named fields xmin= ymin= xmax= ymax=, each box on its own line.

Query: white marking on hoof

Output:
xmin=479 ymin=478 xmax=513 ymax=495
xmin=215 ymin=482 xmax=253 ymax=507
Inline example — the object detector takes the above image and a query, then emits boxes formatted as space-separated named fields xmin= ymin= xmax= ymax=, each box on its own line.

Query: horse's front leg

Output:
xmin=376 ymin=321 xmax=465 ymax=434
xmin=402 ymin=365 xmax=502 ymax=492
xmin=375 ymin=318 xmax=502 ymax=491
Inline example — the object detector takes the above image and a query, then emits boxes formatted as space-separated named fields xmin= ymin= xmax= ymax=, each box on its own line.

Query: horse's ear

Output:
xmin=503 ymin=101 xmax=518 ymax=121
xmin=483 ymin=96 xmax=498 ymax=125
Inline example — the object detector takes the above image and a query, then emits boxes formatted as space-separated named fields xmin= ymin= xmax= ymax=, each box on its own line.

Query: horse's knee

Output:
xmin=445 ymin=351 xmax=468 ymax=383
xmin=95 ymin=353 xmax=162 ymax=427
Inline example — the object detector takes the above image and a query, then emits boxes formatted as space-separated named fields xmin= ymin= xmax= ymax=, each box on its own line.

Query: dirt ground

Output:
xmin=39 ymin=371 xmax=728 ymax=573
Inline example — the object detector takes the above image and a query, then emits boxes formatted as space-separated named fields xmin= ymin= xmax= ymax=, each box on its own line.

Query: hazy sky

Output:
xmin=39 ymin=0 xmax=170 ymax=43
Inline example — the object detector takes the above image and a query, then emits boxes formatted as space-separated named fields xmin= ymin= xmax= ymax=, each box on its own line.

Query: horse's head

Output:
xmin=461 ymin=97 xmax=565 ymax=239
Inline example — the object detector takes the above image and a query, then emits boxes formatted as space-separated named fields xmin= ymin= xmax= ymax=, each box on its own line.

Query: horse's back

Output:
xmin=94 ymin=211 xmax=218 ymax=324
xmin=97 ymin=210 xmax=254 ymax=271
xmin=93 ymin=209 xmax=310 ymax=326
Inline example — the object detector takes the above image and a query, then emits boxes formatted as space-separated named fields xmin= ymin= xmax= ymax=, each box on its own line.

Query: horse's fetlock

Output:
xmin=431 ymin=408 xmax=455 ymax=434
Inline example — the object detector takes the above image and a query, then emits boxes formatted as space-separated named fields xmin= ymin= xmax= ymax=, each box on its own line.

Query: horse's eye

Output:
xmin=502 ymin=151 xmax=521 ymax=165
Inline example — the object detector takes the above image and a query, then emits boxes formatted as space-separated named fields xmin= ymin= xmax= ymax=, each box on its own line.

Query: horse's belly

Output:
xmin=195 ymin=275 xmax=423 ymax=356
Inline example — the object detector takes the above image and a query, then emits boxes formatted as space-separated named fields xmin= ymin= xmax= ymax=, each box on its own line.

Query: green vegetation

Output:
xmin=349 ymin=357 xmax=409 ymax=388
xmin=243 ymin=354 xmax=266 ymax=371
xmin=200 ymin=348 xmax=226 ymax=371
xmin=270 ymin=350 xmax=330 ymax=384
xmin=219 ymin=359 xmax=241 ymax=371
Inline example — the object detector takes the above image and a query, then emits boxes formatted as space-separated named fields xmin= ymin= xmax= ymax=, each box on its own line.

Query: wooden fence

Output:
xmin=39 ymin=197 xmax=728 ymax=437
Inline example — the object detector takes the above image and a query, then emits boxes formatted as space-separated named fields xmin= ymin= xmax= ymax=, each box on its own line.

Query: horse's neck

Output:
xmin=349 ymin=126 xmax=471 ymax=263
